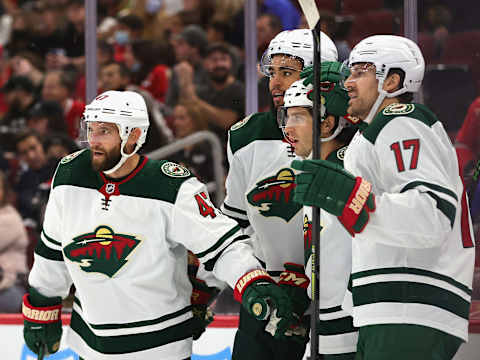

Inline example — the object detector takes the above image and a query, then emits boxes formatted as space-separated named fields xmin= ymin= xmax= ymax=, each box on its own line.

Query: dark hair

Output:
xmin=117 ymin=14 xmax=144 ymax=32
xmin=28 ymin=100 xmax=67 ymax=134
xmin=334 ymin=119 xmax=357 ymax=145
xmin=14 ymin=128 xmax=43 ymax=151
xmin=261 ymin=13 xmax=282 ymax=33
xmin=102 ymin=61 xmax=131 ymax=79
xmin=388 ymin=68 xmax=414 ymax=103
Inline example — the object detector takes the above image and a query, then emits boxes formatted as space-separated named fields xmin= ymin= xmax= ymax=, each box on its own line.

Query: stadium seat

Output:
xmin=423 ymin=66 xmax=477 ymax=133
xmin=342 ymin=0 xmax=384 ymax=15
xmin=441 ymin=31 xmax=480 ymax=66
xmin=346 ymin=10 xmax=395 ymax=47
xmin=315 ymin=0 xmax=338 ymax=13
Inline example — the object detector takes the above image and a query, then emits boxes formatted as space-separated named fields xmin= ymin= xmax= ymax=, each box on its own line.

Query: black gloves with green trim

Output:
xmin=292 ymin=159 xmax=376 ymax=235
xmin=265 ymin=263 xmax=310 ymax=343
xmin=23 ymin=287 xmax=63 ymax=357
xmin=234 ymin=269 xmax=295 ymax=339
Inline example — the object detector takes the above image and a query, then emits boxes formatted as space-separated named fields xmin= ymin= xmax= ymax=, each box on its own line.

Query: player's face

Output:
xmin=284 ymin=107 xmax=313 ymax=157
xmin=344 ymin=63 xmax=378 ymax=120
xmin=268 ymin=55 xmax=303 ymax=108
xmin=87 ymin=122 xmax=122 ymax=172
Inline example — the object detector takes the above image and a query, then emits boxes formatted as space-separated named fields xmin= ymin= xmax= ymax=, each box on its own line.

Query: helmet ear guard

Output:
xmin=82 ymin=90 xmax=150 ymax=174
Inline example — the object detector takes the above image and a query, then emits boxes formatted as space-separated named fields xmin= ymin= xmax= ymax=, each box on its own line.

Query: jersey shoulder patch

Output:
xmin=325 ymin=146 xmax=346 ymax=166
xmin=60 ymin=149 xmax=87 ymax=164
xmin=161 ymin=161 xmax=191 ymax=178
xmin=382 ymin=103 xmax=415 ymax=116
xmin=229 ymin=112 xmax=283 ymax=155
xmin=363 ymin=103 xmax=439 ymax=144
xmin=53 ymin=149 xmax=97 ymax=189
xmin=120 ymin=159 xmax=195 ymax=204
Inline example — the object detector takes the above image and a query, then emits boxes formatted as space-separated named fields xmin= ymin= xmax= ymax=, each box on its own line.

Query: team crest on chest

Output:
xmin=246 ymin=168 xmax=302 ymax=221
xmin=161 ymin=162 xmax=191 ymax=177
xmin=382 ymin=103 xmax=415 ymax=115
xmin=64 ymin=226 xmax=141 ymax=278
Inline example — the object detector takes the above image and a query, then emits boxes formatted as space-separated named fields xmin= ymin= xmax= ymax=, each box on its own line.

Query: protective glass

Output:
xmin=277 ymin=106 xmax=311 ymax=129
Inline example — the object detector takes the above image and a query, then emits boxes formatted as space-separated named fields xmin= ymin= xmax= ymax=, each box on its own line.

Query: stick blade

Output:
xmin=297 ymin=0 xmax=320 ymax=29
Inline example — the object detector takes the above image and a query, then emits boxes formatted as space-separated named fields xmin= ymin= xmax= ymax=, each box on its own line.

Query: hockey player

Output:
xmin=277 ymin=66 xmax=358 ymax=358
xmin=292 ymin=35 xmax=475 ymax=360
xmin=221 ymin=29 xmax=338 ymax=359
xmin=21 ymin=90 xmax=296 ymax=360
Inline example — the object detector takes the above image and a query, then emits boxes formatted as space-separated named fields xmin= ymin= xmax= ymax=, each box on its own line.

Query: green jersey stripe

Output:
xmin=425 ymin=191 xmax=456 ymax=228
xmin=223 ymin=203 xmax=248 ymax=216
xmin=351 ymin=267 xmax=472 ymax=295
xmin=400 ymin=181 xmax=458 ymax=201
xmin=70 ymin=310 xmax=194 ymax=354
xmin=36 ymin=238 xmax=63 ymax=261
xmin=317 ymin=316 xmax=356 ymax=336
xmin=73 ymin=297 xmax=192 ymax=330
xmin=42 ymin=229 xmax=62 ymax=247
xmin=319 ymin=306 xmax=343 ymax=314
xmin=353 ymin=281 xmax=470 ymax=320
xmin=195 ymin=225 xmax=240 ymax=259
xmin=203 ymin=235 xmax=249 ymax=271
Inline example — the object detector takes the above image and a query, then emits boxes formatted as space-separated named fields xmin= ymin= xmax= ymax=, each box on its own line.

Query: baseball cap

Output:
xmin=174 ymin=25 xmax=208 ymax=56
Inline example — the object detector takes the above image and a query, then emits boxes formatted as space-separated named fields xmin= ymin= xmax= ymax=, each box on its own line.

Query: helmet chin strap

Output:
xmin=102 ymin=139 xmax=141 ymax=175
xmin=363 ymin=79 xmax=406 ymax=124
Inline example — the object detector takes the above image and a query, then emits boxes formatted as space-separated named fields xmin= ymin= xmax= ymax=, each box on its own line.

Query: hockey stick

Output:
xmin=297 ymin=1 xmax=322 ymax=359
xmin=38 ymin=344 xmax=46 ymax=360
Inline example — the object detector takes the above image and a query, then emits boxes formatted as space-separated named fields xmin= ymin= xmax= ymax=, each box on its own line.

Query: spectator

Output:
xmin=260 ymin=0 xmax=301 ymax=30
xmin=170 ymin=101 xmax=214 ymax=185
xmin=113 ymin=13 xmax=145 ymax=62
xmin=44 ymin=0 xmax=86 ymax=71
xmin=165 ymin=24 xmax=209 ymax=109
xmin=0 ymin=75 xmax=37 ymax=152
xmin=132 ymin=40 xmax=174 ymax=103
xmin=99 ymin=61 xmax=131 ymax=92
xmin=183 ymin=42 xmax=245 ymax=146
xmin=44 ymin=133 xmax=79 ymax=162
xmin=256 ymin=13 xmax=282 ymax=59
xmin=0 ymin=169 xmax=28 ymax=313
xmin=41 ymin=70 xmax=85 ymax=140
xmin=99 ymin=61 xmax=173 ymax=151
xmin=26 ymin=100 xmax=68 ymax=137
xmin=14 ymin=129 xmax=57 ymax=230
xmin=9 ymin=51 xmax=45 ymax=89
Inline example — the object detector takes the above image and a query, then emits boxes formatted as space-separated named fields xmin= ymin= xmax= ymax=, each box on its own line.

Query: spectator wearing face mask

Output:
xmin=113 ymin=14 xmax=145 ymax=63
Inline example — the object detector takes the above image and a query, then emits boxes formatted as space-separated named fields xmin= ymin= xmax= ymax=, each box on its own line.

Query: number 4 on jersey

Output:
xmin=195 ymin=192 xmax=216 ymax=218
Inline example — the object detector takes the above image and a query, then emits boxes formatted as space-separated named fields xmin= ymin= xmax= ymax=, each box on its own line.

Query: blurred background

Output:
xmin=0 ymin=0 xmax=478 ymax=322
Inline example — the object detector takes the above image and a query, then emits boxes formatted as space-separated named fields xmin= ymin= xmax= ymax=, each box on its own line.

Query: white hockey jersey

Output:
xmin=303 ymin=148 xmax=357 ymax=354
xmin=221 ymin=111 xmax=304 ymax=275
xmin=28 ymin=149 xmax=260 ymax=360
xmin=343 ymin=103 xmax=475 ymax=341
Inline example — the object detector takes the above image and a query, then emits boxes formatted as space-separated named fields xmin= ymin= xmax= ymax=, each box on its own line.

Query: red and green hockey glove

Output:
xmin=23 ymin=287 xmax=62 ymax=357
xmin=265 ymin=263 xmax=310 ymax=343
xmin=234 ymin=269 xmax=294 ymax=338
xmin=189 ymin=276 xmax=220 ymax=340
xmin=292 ymin=159 xmax=376 ymax=235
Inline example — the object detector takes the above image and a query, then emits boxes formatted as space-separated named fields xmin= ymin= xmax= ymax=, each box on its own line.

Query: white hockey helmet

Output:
xmin=347 ymin=35 xmax=425 ymax=122
xmin=260 ymin=29 xmax=338 ymax=76
xmin=83 ymin=90 xmax=149 ymax=174
xmin=279 ymin=79 xmax=348 ymax=143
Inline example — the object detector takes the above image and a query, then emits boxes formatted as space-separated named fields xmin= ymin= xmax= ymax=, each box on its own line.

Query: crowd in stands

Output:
xmin=0 ymin=0 xmax=479 ymax=313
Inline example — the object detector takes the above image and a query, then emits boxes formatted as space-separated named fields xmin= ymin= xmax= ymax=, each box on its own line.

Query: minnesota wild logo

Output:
xmin=64 ymin=226 xmax=141 ymax=277
xmin=247 ymin=168 xmax=301 ymax=221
